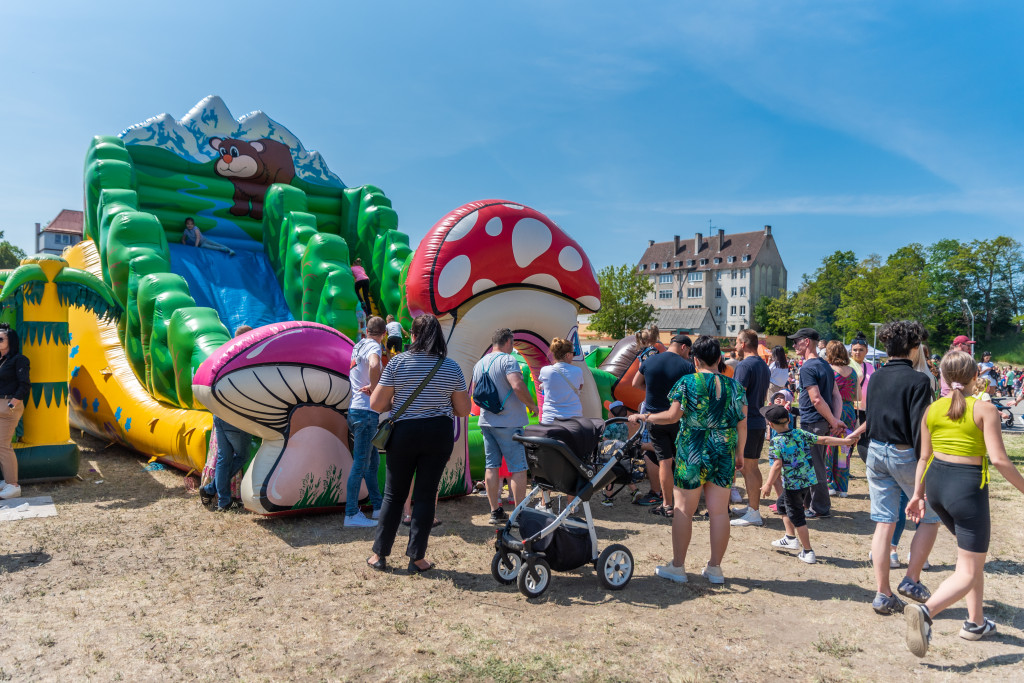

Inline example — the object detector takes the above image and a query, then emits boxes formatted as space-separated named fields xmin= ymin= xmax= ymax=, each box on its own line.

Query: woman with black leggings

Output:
xmin=904 ymin=350 xmax=1024 ymax=657
xmin=367 ymin=314 xmax=470 ymax=574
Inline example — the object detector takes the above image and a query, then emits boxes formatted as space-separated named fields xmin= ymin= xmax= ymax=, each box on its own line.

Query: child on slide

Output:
xmin=181 ymin=217 xmax=236 ymax=256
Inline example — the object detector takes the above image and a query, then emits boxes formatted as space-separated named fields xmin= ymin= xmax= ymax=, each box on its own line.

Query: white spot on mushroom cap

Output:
xmin=438 ymin=254 xmax=472 ymax=299
xmin=485 ymin=217 xmax=502 ymax=236
xmin=511 ymin=218 xmax=552 ymax=268
xmin=472 ymin=278 xmax=496 ymax=294
xmin=503 ymin=203 xmax=524 ymax=210
xmin=578 ymin=295 xmax=600 ymax=310
xmin=523 ymin=273 xmax=561 ymax=291
xmin=558 ymin=246 xmax=583 ymax=272
xmin=445 ymin=211 xmax=478 ymax=242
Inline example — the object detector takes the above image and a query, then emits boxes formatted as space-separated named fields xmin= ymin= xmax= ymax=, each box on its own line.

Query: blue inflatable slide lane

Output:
xmin=168 ymin=244 xmax=294 ymax=333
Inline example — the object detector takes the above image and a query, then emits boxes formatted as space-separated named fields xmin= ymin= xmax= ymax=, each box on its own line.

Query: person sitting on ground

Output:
xmin=760 ymin=405 xmax=857 ymax=564
xmin=180 ymin=217 xmax=235 ymax=256
xmin=199 ymin=324 xmax=253 ymax=511
xmin=0 ymin=324 xmax=30 ymax=500
xmin=903 ymin=351 xmax=1024 ymax=657
xmin=385 ymin=315 xmax=404 ymax=355
xmin=538 ymin=338 xmax=583 ymax=424
xmin=629 ymin=335 xmax=748 ymax=585
xmin=471 ymin=328 xmax=537 ymax=525
xmin=344 ymin=316 xmax=387 ymax=528
xmin=351 ymin=258 xmax=371 ymax=311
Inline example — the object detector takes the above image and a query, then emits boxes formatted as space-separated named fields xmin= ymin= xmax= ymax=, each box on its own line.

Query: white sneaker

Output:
xmin=827 ymin=488 xmax=837 ymax=496
xmin=838 ymin=492 xmax=848 ymax=498
xmin=869 ymin=550 xmax=901 ymax=569
xmin=730 ymin=487 xmax=743 ymax=504
xmin=0 ymin=483 xmax=21 ymax=499
xmin=702 ymin=564 xmax=725 ymax=584
xmin=798 ymin=549 xmax=817 ymax=564
xmin=730 ymin=508 xmax=764 ymax=527
xmin=372 ymin=508 xmax=381 ymax=520
xmin=344 ymin=512 xmax=377 ymax=528
xmin=729 ymin=505 xmax=750 ymax=517
xmin=772 ymin=535 xmax=801 ymax=550
xmin=655 ymin=563 xmax=688 ymax=583
xmin=0 ymin=479 xmax=5 ymax=488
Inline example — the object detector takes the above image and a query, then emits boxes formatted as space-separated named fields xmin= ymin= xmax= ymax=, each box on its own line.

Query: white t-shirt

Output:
xmin=539 ymin=362 xmax=584 ymax=424
xmin=386 ymin=321 xmax=403 ymax=338
xmin=349 ymin=338 xmax=382 ymax=412
xmin=768 ymin=362 xmax=789 ymax=387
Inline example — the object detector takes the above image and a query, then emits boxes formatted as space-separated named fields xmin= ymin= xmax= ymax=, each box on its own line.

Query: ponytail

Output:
xmin=940 ymin=350 xmax=976 ymax=421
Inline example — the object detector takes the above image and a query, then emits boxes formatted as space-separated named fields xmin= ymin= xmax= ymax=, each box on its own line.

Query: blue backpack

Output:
xmin=473 ymin=354 xmax=515 ymax=414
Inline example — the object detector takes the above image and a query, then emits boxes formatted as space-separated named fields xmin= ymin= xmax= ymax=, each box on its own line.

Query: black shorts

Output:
xmin=386 ymin=336 xmax=403 ymax=354
xmin=925 ymin=459 xmax=990 ymax=553
xmin=649 ymin=422 xmax=679 ymax=462
xmin=777 ymin=487 xmax=808 ymax=528
xmin=744 ymin=428 xmax=766 ymax=461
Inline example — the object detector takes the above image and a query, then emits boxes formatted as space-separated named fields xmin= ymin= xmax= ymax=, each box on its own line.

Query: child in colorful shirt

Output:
xmin=760 ymin=404 xmax=856 ymax=564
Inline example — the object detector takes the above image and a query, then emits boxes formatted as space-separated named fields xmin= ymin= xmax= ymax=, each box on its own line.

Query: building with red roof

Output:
xmin=35 ymin=209 xmax=83 ymax=255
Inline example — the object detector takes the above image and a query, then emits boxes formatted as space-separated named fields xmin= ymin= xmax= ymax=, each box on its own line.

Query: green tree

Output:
xmin=835 ymin=246 xmax=930 ymax=338
xmin=0 ymin=231 xmax=26 ymax=269
xmin=753 ymin=291 xmax=806 ymax=335
xmin=798 ymin=250 xmax=858 ymax=339
xmin=588 ymin=264 xmax=655 ymax=339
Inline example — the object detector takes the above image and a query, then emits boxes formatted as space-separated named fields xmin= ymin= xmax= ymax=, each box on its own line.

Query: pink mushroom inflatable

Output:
xmin=192 ymin=321 xmax=365 ymax=515
xmin=406 ymin=200 xmax=603 ymax=496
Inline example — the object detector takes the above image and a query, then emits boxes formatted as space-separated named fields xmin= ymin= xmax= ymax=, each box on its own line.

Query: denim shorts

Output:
xmin=481 ymin=425 xmax=528 ymax=472
xmin=866 ymin=440 xmax=939 ymax=524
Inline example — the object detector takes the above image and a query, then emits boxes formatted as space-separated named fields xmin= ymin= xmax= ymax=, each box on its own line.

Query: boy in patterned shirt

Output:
xmin=760 ymin=404 xmax=857 ymax=564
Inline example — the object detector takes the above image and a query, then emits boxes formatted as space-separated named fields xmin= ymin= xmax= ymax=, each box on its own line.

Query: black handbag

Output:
xmin=371 ymin=356 xmax=445 ymax=451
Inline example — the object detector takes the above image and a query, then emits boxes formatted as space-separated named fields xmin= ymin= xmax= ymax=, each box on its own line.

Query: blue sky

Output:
xmin=2 ymin=1 xmax=1022 ymax=284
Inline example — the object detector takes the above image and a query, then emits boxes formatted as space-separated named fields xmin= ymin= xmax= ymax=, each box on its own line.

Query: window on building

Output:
xmin=641 ymin=264 xmax=647 ymax=270
xmin=687 ymin=272 xmax=703 ymax=282
xmin=716 ymin=271 xmax=722 ymax=280
xmin=715 ymin=288 xmax=722 ymax=298
xmin=729 ymin=324 xmax=736 ymax=332
xmin=687 ymin=259 xmax=695 ymax=266
xmin=715 ymin=306 xmax=722 ymax=316
xmin=731 ymin=287 xmax=737 ymax=296
xmin=714 ymin=257 xmax=721 ymax=264
xmin=659 ymin=290 xmax=673 ymax=299
xmin=662 ymin=262 xmax=669 ymax=268
xmin=687 ymin=287 xmax=703 ymax=298
xmin=741 ymin=268 xmax=747 ymax=278
xmin=687 ymin=304 xmax=701 ymax=309
xmin=740 ymin=287 xmax=746 ymax=296
xmin=742 ymin=255 xmax=750 ymax=262
xmin=732 ymin=269 xmax=738 ymax=279
xmin=659 ymin=274 xmax=673 ymax=283
xmin=699 ymin=259 xmax=708 ymax=265
xmin=740 ymin=305 xmax=746 ymax=315
xmin=730 ymin=306 xmax=737 ymax=315
xmin=674 ymin=260 xmax=682 ymax=267
xmin=728 ymin=256 xmax=736 ymax=263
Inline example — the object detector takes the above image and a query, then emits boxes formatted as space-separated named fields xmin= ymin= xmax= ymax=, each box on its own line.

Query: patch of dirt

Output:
xmin=1 ymin=433 xmax=1023 ymax=681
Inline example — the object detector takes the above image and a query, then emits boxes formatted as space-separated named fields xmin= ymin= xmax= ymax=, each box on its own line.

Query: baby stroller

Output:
xmin=491 ymin=416 xmax=645 ymax=598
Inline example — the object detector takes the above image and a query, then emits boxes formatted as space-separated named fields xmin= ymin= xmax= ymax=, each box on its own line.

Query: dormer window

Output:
xmin=663 ymin=262 xmax=670 ymax=268
xmin=714 ymin=257 xmax=721 ymax=264
xmin=641 ymin=264 xmax=647 ymax=270
xmin=674 ymin=260 xmax=682 ymax=267
xmin=700 ymin=259 xmax=707 ymax=265
xmin=728 ymin=256 xmax=736 ymax=263
xmin=742 ymin=255 xmax=750 ymax=262
xmin=687 ymin=259 xmax=695 ymax=266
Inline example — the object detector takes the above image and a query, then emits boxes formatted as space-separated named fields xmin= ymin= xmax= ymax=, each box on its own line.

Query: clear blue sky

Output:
xmin=2 ymin=1 xmax=1022 ymax=284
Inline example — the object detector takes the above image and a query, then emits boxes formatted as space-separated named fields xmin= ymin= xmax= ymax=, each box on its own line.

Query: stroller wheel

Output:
xmin=491 ymin=550 xmax=522 ymax=585
xmin=596 ymin=544 xmax=634 ymax=591
xmin=517 ymin=558 xmax=551 ymax=598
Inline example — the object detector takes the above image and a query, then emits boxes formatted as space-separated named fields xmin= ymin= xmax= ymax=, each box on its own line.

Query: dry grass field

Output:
xmin=1 ymin=433 xmax=1023 ymax=682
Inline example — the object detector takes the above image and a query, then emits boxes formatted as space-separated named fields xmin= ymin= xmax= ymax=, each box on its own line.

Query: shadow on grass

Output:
xmin=921 ymin=632 xmax=1024 ymax=673
xmin=0 ymin=551 xmax=51 ymax=574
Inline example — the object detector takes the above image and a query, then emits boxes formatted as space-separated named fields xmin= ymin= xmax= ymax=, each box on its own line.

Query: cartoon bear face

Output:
xmin=209 ymin=137 xmax=265 ymax=179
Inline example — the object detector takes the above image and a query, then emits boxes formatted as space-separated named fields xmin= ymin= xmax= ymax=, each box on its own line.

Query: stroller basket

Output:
xmin=517 ymin=508 xmax=593 ymax=571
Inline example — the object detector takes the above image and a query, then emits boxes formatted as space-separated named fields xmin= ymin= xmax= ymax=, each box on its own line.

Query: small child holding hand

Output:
xmin=760 ymin=404 xmax=857 ymax=564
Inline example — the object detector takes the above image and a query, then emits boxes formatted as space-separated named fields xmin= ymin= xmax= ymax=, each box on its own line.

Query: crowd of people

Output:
xmin=178 ymin=306 xmax=1024 ymax=660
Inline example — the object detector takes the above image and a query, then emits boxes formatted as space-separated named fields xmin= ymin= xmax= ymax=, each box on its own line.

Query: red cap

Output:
xmin=952 ymin=335 xmax=975 ymax=345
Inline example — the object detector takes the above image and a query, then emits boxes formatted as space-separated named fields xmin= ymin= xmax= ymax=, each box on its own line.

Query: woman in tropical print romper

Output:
xmin=630 ymin=335 xmax=748 ymax=585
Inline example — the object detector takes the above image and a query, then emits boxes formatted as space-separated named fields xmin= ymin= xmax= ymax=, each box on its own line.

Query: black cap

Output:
xmin=787 ymin=327 xmax=820 ymax=342
xmin=983 ymin=350 xmax=992 ymax=356
xmin=670 ymin=334 xmax=692 ymax=346
xmin=760 ymin=404 xmax=791 ymax=424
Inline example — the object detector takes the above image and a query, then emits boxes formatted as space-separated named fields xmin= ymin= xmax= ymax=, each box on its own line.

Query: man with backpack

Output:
xmin=471 ymin=328 xmax=538 ymax=524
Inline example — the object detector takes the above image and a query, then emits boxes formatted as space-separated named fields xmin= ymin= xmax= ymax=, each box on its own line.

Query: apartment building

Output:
xmin=637 ymin=225 xmax=787 ymax=335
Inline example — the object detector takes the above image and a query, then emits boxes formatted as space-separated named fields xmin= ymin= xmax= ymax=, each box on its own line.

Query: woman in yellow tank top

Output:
xmin=903 ymin=351 xmax=1024 ymax=658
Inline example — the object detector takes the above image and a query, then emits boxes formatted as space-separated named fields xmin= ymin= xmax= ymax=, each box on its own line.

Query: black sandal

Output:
xmin=366 ymin=556 xmax=387 ymax=571
xmin=408 ymin=559 xmax=434 ymax=574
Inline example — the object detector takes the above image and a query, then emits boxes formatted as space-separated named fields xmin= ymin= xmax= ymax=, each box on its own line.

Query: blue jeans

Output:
xmin=866 ymin=440 xmax=939 ymax=524
xmin=346 ymin=409 xmax=383 ymax=516
xmin=204 ymin=417 xmax=248 ymax=508
xmin=480 ymin=425 xmax=528 ymax=472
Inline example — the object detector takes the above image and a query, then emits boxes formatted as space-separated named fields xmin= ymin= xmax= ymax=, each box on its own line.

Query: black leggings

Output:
xmin=372 ymin=416 xmax=455 ymax=561
xmin=925 ymin=459 xmax=990 ymax=553
xmin=355 ymin=280 xmax=370 ymax=310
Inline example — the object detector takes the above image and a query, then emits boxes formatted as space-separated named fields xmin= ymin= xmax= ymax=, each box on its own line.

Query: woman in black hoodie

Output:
xmin=0 ymin=323 xmax=30 ymax=499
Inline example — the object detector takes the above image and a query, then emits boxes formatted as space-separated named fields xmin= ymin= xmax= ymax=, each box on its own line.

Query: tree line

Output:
xmin=754 ymin=236 xmax=1024 ymax=345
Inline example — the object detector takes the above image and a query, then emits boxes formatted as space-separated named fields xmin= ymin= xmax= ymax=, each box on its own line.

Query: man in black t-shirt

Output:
xmin=632 ymin=334 xmax=695 ymax=518
xmin=731 ymin=330 xmax=770 ymax=527
xmin=790 ymin=327 xmax=844 ymax=518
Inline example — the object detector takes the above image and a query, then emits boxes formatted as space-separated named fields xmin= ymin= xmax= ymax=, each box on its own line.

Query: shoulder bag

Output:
xmin=371 ymin=356 xmax=445 ymax=451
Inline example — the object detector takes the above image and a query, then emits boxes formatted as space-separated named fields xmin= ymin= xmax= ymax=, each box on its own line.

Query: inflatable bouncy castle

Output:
xmin=60 ymin=97 xmax=620 ymax=515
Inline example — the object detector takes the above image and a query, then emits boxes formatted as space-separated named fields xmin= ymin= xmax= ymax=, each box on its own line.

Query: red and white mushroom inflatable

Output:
xmin=406 ymin=200 xmax=604 ymax=492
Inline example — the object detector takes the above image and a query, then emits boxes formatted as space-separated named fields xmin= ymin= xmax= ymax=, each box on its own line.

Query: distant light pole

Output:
xmin=870 ymin=323 xmax=881 ymax=365
xmin=962 ymin=299 xmax=975 ymax=357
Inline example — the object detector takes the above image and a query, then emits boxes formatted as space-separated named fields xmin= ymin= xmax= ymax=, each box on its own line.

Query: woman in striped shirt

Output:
xmin=367 ymin=314 xmax=471 ymax=573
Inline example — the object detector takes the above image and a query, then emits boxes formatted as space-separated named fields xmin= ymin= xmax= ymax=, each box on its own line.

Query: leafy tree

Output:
xmin=588 ymin=264 xmax=655 ymax=339
xmin=753 ymin=291 xmax=805 ymax=336
xmin=0 ymin=231 xmax=26 ymax=270
xmin=799 ymin=250 xmax=858 ymax=339
xmin=835 ymin=246 xmax=929 ymax=337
